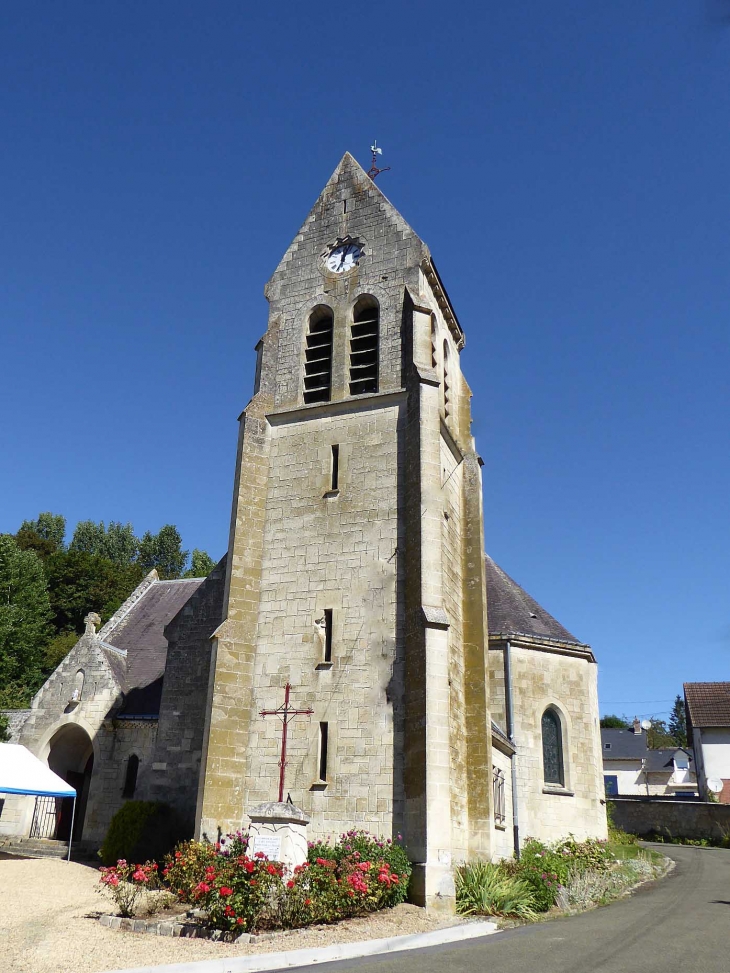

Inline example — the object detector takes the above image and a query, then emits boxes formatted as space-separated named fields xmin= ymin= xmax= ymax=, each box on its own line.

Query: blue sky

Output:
xmin=1 ymin=0 xmax=729 ymax=721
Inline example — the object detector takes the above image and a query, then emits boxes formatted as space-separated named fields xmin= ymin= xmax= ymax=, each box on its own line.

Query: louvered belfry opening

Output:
xmin=349 ymin=298 xmax=379 ymax=396
xmin=303 ymin=306 xmax=334 ymax=403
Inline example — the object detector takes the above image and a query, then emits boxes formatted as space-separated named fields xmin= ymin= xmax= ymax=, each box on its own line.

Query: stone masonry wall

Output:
xmin=9 ymin=635 xmax=158 ymax=845
xmin=145 ymin=563 xmax=225 ymax=833
xmin=611 ymin=797 xmax=730 ymax=841
xmin=488 ymin=642 xmax=607 ymax=844
xmin=242 ymin=401 xmax=403 ymax=838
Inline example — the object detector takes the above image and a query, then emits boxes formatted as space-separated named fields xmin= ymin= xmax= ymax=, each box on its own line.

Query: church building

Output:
xmin=1 ymin=153 xmax=607 ymax=909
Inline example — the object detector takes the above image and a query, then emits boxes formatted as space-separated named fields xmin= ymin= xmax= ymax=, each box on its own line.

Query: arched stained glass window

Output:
xmin=541 ymin=708 xmax=564 ymax=786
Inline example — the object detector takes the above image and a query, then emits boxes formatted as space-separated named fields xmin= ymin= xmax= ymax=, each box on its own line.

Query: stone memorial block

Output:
xmin=246 ymin=801 xmax=309 ymax=869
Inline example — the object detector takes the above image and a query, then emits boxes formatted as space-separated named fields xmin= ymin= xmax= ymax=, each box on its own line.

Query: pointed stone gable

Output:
xmin=266 ymin=152 xmax=428 ymax=298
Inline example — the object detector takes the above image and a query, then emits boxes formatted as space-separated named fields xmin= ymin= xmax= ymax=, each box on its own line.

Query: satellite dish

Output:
xmin=641 ymin=720 xmax=652 ymax=730
xmin=707 ymin=777 xmax=724 ymax=794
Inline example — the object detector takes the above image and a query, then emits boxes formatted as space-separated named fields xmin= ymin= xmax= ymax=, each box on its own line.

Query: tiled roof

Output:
xmin=105 ymin=578 xmax=204 ymax=716
xmin=601 ymin=728 xmax=693 ymax=769
xmin=484 ymin=555 xmax=584 ymax=646
xmin=684 ymin=682 xmax=730 ymax=728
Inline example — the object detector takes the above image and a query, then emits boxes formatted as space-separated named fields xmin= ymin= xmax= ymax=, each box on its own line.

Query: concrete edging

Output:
xmin=103 ymin=919 xmax=499 ymax=973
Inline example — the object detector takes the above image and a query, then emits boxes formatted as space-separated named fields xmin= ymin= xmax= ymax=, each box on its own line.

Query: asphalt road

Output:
xmin=293 ymin=845 xmax=730 ymax=973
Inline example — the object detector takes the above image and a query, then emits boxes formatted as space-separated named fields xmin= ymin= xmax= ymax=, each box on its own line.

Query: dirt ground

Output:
xmin=0 ymin=854 xmax=464 ymax=973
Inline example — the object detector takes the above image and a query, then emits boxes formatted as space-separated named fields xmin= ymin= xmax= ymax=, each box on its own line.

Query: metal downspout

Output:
xmin=504 ymin=640 xmax=520 ymax=858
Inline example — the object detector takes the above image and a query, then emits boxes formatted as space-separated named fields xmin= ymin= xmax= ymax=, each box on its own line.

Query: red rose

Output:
xmin=286 ymin=880 xmax=295 ymax=888
xmin=219 ymin=887 xmax=233 ymax=897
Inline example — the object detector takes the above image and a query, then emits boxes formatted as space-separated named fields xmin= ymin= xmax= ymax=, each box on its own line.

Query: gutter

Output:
xmin=504 ymin=641 xmax=520 ymax=858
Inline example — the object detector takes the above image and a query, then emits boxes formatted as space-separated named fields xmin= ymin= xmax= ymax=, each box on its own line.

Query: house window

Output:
xmin=493 ymin=766 xmax=506 ymax=826
xmin=318 ymin=723 xmax=329 ymax=782
xmin=541 ymin=707 xmax=564 ymax=786
xmin=304 ymin=306 xmax=334 ymax=404
xmin=604 ymin=775 xmax=619 ymax=797
xmin=604 ymin=743 xmax=612 ymax=750
xmin=122 ymin=754 xmax=139 ymax=798
xmin=349 ymin=298 xmax=379 ymax=396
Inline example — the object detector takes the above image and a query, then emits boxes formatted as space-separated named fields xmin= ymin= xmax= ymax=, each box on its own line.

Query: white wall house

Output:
xmin=601 ymin=720 xmax=697 ymax=799
xmin=685 ymin=683 xmax=730 ymax=803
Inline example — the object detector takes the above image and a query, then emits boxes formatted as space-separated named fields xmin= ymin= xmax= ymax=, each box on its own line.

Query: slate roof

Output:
xmin=484 ymin=555 xmax=585 ymax=647
xmin=601 ymin=728 xmax=693 ymax=771
xmin=103 ymin=578 xmax=204 ymax=716
xmin=684 ymin=682 xmax=730 ymax=728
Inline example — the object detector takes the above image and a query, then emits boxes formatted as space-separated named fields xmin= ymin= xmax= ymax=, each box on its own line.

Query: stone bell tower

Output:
xmin=197 ymin=152 xmax=493 ymax=908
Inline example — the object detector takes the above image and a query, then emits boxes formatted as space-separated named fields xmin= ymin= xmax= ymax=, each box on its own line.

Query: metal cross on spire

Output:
xmin=367 ymin=140 xmax=391 ymax=181
xmin=259 ymin=683 xmax=314 ymax=803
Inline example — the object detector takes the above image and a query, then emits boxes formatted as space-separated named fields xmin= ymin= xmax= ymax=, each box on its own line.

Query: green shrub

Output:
xmin=455 ymin=861 xmax=537 ymax=919
xmin=100 ymin=801 xmax=184 ymax=866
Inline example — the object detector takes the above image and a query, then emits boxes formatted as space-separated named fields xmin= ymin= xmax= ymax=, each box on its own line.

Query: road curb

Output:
xmin=103 ymin=919 xmax=499 ymax=973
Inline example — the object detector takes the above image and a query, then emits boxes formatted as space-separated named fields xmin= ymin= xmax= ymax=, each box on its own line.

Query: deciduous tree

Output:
xmin=0 ymin=535 xmax=53 ymax=707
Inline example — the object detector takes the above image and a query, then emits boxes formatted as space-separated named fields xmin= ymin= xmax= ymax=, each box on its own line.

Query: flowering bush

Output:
xmin=97 ymin=860 xmax=159 ymax=917
xmin=155 ymin=829 xmax=412 ymax=933
xmin=191 ymin=853 xmax=286 ymax=933
xmin=460 ymin=836 xmax=617 ymax=916
xmin=161 ymin=840 xmax=220 ymax=902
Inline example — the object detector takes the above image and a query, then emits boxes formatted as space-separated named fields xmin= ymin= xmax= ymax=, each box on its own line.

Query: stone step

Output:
xmin=0 ymin=837 xmax=70 ymax=859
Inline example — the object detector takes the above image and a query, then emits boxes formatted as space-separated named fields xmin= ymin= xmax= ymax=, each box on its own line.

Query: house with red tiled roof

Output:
xmin=684 ymin=682 xmax=730 ymax=803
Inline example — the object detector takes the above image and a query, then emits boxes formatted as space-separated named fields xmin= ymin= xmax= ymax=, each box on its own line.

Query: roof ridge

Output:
xmin=96 ymin=570 xmax=158 ymax=641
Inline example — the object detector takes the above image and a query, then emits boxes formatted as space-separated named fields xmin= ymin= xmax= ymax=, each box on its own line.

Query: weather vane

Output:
xmin=367 ymin=140 xmax=391 ymax=181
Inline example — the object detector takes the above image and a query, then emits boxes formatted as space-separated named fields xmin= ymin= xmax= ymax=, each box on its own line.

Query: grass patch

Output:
xmin=608 ymin=843 xmax=664 ymax=865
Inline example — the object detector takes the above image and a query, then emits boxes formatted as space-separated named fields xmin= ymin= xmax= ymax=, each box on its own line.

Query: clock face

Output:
xmin=325 ymin=242 xmax=363 ymax=274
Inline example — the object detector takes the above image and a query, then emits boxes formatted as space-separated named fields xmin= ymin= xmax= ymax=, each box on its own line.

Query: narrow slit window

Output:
xmin=443 ymin=340 xmax=451 ymax=419
xmin=343 ymin=199 xmax=347 ymax=214
xmin=324 ymin=609 xmax=333 ymax=663
xmin=122 ymin=754 xmax=139 ymax=798
xmin=330 ymin=445 xmax=339 ymax=491
xmin=319 ymin=722 xmax=329 ymax=781
xmin=304 ymin=307 xmax=334 ymax=404
xmin=349 ymin=298 xmax=379 ymax=396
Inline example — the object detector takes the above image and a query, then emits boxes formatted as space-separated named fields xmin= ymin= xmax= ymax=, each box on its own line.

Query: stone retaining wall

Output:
xmin=611 ymin=797 xmax=730 ymax=840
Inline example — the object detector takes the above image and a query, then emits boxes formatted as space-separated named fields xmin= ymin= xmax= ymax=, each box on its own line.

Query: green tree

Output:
xmin=70 ymin=520 xmax=138 ymax=565
xmin=0 ymin=712 xmax=9 ymax=742
xmin=69 ymin=520 xmax=106 ymax=556
xmin=44 ymin=550 xmax=145 ymax=633
xmin=647 ymin=718 xmax=675 ymax=749
xmin=669 ymin=694 xmax=688 ymax=748
xmin=19 ymin=513 xmax=66 ymax=551
xmin=600 ymin=714 xmax=630 ymax=729
xmin=0 ymin=535 xmax=53 ymax=708
xmin=184 ymin=549 xmax=216 ymax=578
xmin=43 ymin=629 xmax=81 ymax=671
xmin=137 ymin=525 xmax=188 ymax=579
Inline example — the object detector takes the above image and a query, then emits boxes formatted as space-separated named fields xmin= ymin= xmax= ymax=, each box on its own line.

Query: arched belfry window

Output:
xmin=304 ymin=306 xmax=334 ymax=404
xmin=349 ymin=297 xmax=379 ymax=396
xmin=122 ymin=754 xmax=139 ymax=798
xmin=542 ymin=707 xmax=564 ymax=786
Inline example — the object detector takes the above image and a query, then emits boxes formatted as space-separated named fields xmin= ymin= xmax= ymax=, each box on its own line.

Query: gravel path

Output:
xmin=0 ymin=855 xmax=464 ymax=973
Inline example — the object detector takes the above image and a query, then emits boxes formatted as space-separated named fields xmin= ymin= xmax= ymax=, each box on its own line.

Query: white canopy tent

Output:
xmin=0 ymin=743 xmax=77 ymax=860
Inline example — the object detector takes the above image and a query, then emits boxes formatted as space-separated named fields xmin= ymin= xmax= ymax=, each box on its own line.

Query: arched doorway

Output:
xmin=41 ymin=724 xmax=94 ymax=841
